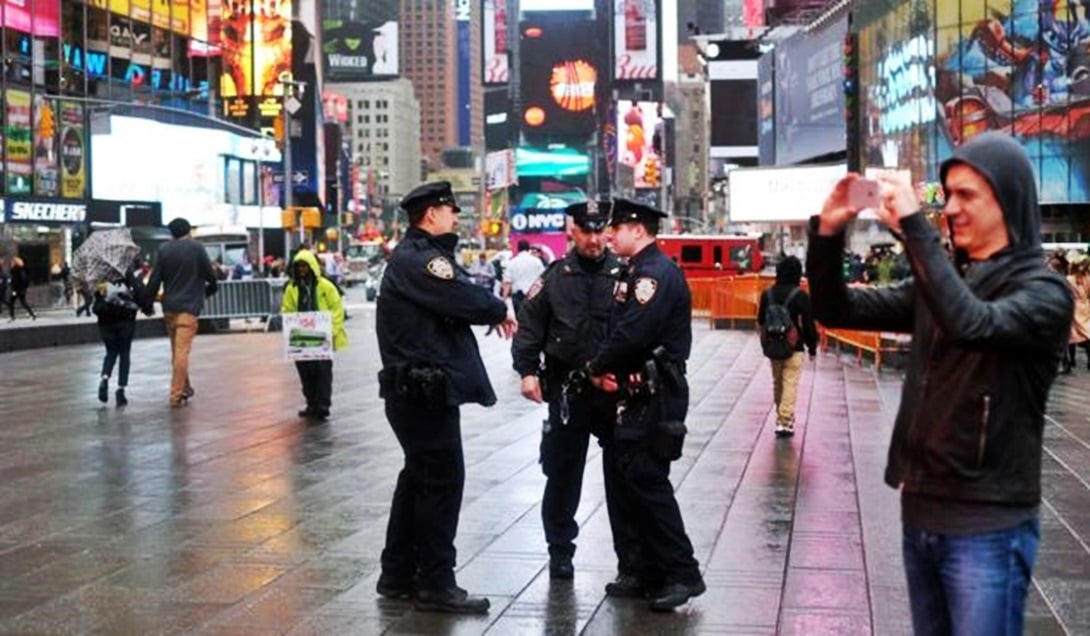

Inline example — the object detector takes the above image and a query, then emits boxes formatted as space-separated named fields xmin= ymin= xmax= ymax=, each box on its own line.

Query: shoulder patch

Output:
xmin=526 ymin=277 xmax=545 ymax=300
xmin=425 ymin=256 xmax=455 ymax=280
xmin=634 ymin=277 xmax=658 ymax=304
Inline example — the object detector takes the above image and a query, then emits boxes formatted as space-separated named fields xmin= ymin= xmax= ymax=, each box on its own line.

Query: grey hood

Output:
xmin=939 ymin=131 xmax=1041 ymax=255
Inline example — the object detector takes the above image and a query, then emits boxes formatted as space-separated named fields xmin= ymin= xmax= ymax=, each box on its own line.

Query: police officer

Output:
xmin=588 ymin=198 xmax=705 ymax=612
xmin=375 ymin=181 xmax=516 ymax=614
xmin=511 ymin=200 xmax=630 ymax=580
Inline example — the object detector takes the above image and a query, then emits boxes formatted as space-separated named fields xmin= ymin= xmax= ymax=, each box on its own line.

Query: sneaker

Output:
xmin=98 ymin=378 xmax=109 ymax=403
xmin=376 ymin=575 xmax=415 ymax=601
xmin=182 ymin=386 xmax=195 ymax=399
xmin=115 ymin=388 xmax=128 ymax=407
xmin=605 ymin=573 xmax=652 ymax=598
xmin=775 ymin=425 xmax=794 ymax=438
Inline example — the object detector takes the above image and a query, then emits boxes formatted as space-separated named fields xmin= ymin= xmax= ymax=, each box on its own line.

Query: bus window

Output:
xmin=680 ymin=245 xmax=703 ymax=264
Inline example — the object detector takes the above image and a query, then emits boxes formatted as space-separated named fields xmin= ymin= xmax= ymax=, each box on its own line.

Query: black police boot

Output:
xmin=549 ymin=556 xmax=574 ymax=580
xmin=414 ymin=586 xmax=490 ymax=614
xmin=376 ymin=575 xmax=415 ymax=601
xmin=649 ymin=579 xmax=706 ymax=612
xmin=604 ymin=573 xmax=650 ymax=598
xmin=98 ymin=377 xmax=109 ymax=403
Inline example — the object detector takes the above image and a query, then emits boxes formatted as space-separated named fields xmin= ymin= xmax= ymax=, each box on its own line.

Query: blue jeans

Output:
xmin=902 ymin=518 xmax=1039 ymax=636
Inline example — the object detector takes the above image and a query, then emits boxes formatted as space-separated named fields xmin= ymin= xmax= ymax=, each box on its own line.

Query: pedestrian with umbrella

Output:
xmin=73 ymin=229 xmax=146 ymax=405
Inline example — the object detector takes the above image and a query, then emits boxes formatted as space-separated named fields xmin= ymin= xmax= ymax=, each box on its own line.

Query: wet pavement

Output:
xmin=0 ymin=293 xmax=1088 ymax=634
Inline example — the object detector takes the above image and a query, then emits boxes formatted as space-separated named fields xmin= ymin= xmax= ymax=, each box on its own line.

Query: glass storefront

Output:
xmin=856 ymin=0 xmax=1090 ymax=206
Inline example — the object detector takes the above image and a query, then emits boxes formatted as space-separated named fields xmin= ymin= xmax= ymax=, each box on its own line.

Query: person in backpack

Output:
xmin=93 ymin=263 xmax=147 ymax=406
xmin=757 ymin=255 xmax=818 ymax=438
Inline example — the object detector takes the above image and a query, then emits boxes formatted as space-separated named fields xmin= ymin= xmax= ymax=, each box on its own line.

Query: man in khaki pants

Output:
xmin=145 ymin=218 xmax=218 ymax=407
xmin=757 ymin=255 xmax=818 ymax=437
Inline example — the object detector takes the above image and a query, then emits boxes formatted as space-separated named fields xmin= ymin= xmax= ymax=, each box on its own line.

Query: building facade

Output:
xmin=339 ymin=79 xmax=422 ymax=201
xmin=400 ymin=0 xmax=483 ymax=169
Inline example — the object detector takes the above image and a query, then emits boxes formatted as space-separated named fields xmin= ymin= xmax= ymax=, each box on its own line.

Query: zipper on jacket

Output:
xmin=976 ymin=394 xmax=991 ymax=467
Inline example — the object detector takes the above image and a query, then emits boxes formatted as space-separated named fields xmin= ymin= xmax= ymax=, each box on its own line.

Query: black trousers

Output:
xmin=540 ymin=397 xmax=594 ymax=559
xmin=381 ymin=399 xmax=464 ymax=590
xmin=99 ymin=321 xmax=135 ymax=386
xmin=294 ymin=360 xmax=333 ymax=410
xmin=9 ymin=289 xmax=34 ymax=319
xmin=607 ymin=399 xmax=701 ymax=586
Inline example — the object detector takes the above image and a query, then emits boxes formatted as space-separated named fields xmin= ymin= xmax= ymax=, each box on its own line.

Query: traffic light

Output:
xmin=483 ymin=220 xmax=502 ymax=237
xmin=273 ymin=112 xmax=285 ymax=145
xmin=644 ymin=157 xmax=660 ymax=187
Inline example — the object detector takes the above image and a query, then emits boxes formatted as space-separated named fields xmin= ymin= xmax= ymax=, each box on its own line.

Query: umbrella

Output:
xmin=72 ymin=228 xmax=141 ymax=285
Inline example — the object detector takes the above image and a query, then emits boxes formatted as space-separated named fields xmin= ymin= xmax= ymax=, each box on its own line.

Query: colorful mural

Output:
xmin=933 ymin=0 xmax=1090 ymax=203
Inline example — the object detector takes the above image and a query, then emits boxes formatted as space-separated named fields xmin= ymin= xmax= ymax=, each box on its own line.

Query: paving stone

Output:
xmin=0 ymin=303 xmax=1087 ymax=633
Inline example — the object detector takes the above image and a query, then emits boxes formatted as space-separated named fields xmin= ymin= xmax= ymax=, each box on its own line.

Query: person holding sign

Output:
xmin=281 ymin=249 xmax=347 ymax=420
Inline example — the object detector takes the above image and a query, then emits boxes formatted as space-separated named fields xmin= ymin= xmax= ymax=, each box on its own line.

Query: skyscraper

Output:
xmin=399 ymin=0 xmax=483 ymax=169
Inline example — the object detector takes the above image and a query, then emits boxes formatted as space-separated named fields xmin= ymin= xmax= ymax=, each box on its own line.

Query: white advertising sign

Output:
xmin=729 ymin=164 xmax=846 ymax=222
xmin=614 ymin=0 xmax=658 ymax=81
xmin=485 ymin=149 xmax=516 ymax=190
xmin=483 ymin=1 xmax=509 ymax=84
xmin=284 ymin=311 xmax=334 ymax=361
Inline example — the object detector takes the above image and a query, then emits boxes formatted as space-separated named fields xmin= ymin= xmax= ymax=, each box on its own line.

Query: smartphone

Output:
xmin=848 ymin=178 xmax=881 ymax=210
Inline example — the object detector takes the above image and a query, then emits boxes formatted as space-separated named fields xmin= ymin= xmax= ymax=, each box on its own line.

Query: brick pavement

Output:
xmin=0 ymin=303 xmax=1087 ymax=634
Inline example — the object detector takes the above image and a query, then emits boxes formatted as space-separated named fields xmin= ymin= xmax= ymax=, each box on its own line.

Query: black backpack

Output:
xmin=760 ymin=288 xmax=801 ymax=360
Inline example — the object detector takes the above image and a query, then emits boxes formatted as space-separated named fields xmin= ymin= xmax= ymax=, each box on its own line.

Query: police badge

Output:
xmin=634 ymin=277 xmax=658 ymax=304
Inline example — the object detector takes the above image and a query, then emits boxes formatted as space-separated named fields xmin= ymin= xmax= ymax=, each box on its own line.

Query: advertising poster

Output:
xmin=33 ymin=96 xmax=59 ymax=197
xmin=5 ymin=89 xmax=33 ymax=195
xmin=617 ymin=100 xmax=661 ymax=189
xmin=757 ymin=53 xmax=775 ymax=165
xmin=2 ymin=0 xmax=60 ymax=36
xmin=613 ymin=0 xmax=658 ymax=81
xmin=931 ymin=2 xmax=1090 ymax=203
xmin=59 ymin=101 xmax=86 ymax=199
xmin=88 ymin=0 xmax=196 ymax=36
xmin=221 ymin=0 xmax=292 ymax=98
xmin=284 ymin=311 xmax=333 ymax=361
xmin=773 ymin=18 xmax=847 ymax=165
xmin=483 ymin=0 xmax=509 ymax=84
xmin=322 ymin=19 xmax=398 ymax=80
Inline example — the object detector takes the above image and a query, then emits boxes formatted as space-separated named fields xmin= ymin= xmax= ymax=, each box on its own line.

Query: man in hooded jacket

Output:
xmin=806 ymin=132 xmax=1073 ymax=634
xmin=281 ymin=249 xmax=347 ymax=419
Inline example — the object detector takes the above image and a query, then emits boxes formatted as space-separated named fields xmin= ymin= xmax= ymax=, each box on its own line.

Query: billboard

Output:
xmin=458 ymin=1 xmax=472 ymax=145
xmin=3 ymin=0 xmax=60 ymax=36
xmin=516 ymin=146 xmax=589 ymax=177
xmin=483 ymin=0 xmax=509 ymax=84
xmin=710 ymin=78 xmax=757 ymax=147
xmin=485 ymin=88 xmax=511 ymax=150
xmin=614 ymin=0 xmax=658 ymax=81
xmin=87 ymin=0 xmax=200 ymax=37
xmin=220 ymin=0 xmax=292 ymax=99
xmin=729 ymin=164 xmax=846 ymax=222
xmin=774 ymin=18 xmax=847 ymax=164
xmin=5 ymin=89 xmax=32 ymax=195
xmin=322 ymin=19 xmax=399 ymax=81
xmin=59 ymin=101 xmax=86 ymax=199
xmin=617 ymin=100 xmax=663 ymax=189
xmin=758 ymin=53 xmax=775 ymax=165
xmin=520 ymin=17 xmax=600 ymax=139
xmin=33 ymin=96 xmax=59 ymax=197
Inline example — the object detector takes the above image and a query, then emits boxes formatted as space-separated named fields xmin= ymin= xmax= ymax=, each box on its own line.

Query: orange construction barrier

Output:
xmin=687 ymin=277 xmax=716 ymax=317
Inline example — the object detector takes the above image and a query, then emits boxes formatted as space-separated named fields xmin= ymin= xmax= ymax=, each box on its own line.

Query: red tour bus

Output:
xmin=655 ymin=234 xmax=763 ymax=278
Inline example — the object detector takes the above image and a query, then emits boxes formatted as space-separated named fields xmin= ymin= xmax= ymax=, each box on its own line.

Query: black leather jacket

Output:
xmin=807 ymin=213 xmax=1072 ymax=508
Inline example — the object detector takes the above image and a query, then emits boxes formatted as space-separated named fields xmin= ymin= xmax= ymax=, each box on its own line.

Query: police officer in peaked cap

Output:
xmin=511 ymin=199 xmax=637 ymax=581
xmin=586 ymin=197 xmax=706 ymax=611
xmin=375 ymin=180 xmax=517 ymax=614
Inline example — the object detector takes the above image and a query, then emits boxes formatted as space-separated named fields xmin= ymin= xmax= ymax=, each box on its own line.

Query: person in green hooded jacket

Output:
xmin=281 ymin=249 xmax=348 ymax=419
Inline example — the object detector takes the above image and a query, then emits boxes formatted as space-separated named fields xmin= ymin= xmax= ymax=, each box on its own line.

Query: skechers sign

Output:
xmin=3 ymin=200 xmax=87 ymax=223
xmin=509 ymin=209 xmax=567 ymax=232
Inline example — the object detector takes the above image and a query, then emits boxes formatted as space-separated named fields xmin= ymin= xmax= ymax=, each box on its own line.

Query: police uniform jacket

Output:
xmin=512 ymin=251 xmax=623 ymax=380
xmin=377 ymin=226 xmax=508 ymax=406
xmin=588 ymin=242 xmax=692 ymax=376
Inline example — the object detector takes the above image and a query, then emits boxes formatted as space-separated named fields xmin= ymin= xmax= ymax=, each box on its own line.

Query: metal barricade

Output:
xmin=200 ymin=279 xmax=279 ymax=330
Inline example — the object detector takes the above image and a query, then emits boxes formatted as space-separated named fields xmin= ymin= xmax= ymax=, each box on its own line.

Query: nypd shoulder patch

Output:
xmin=425 ymin=256 xmax=455 ymax=280
xmin=526 ymin=277 xmax=545 ymax=300
xmin=634 ymin=277 xmax=658 ymax=304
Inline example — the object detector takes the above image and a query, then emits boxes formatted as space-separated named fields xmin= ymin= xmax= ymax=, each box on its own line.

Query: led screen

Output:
xmin=516 ymin=146 xmax=589 ymax=177
xmin=520 ymin=17 xmax=599 ymax=139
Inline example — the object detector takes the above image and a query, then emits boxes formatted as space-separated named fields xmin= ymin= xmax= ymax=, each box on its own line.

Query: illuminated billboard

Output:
xmin=3 ymin=0 xmax=60 ymax=36
xmin=322 ymin=19 xmax=399 ymax=81
xmin=617 ymin=100 xmax=662 ymax=189
xmin=483 ymin=0 xmax=509 ymax=84
xmin=87 ymin=0 xmax=201 ymax=37
xmin=613 ymin=0 xmax=658 ymax=82
xmin=516 ymin=146 xmax=589 ymax=177
xmin=220 ymin=0 xmax=292 ymax=99
xmin=520 ymin=17 xmax=599 ymax=139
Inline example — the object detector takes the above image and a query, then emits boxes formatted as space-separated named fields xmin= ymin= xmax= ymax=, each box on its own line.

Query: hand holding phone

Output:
xmin=848 ymin=178 xmax=881 ymax=210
